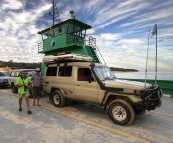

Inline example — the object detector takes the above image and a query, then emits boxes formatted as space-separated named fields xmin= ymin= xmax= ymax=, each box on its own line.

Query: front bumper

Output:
xmin=0 ymin=80 xmax=9 ymax=86
xmin=134 ymin=86 xmax=162 ymax=110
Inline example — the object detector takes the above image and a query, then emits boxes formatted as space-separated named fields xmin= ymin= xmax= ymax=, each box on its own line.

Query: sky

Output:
xmin=0 ymin=0 xmax=173 ymax=72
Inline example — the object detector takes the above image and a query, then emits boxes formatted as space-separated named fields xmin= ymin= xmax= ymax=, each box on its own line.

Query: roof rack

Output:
xmin=42 ymin=54 xmax=92 ymax=63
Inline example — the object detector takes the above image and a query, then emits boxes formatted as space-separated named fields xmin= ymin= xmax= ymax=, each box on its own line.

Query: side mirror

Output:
xmin=86 ymin=77 xmax=92 ymax=83
xmin=86 ymin=77 xmax=94 ymax=83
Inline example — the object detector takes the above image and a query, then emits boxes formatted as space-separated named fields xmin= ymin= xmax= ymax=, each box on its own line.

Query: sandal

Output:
xmin=27 ymin=110 xmax=32 ymax=114
xmin=19 ymin=107 xmax=22 ymax=111
xmin=37 ymin=104 xmax=41 ymax=106
xmin=33 ymin=102 xmax=36 ymax=106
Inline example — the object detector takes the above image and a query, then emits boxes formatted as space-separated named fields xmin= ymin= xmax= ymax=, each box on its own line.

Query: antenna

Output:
xmin=49 ymin=0 xmax=61 ymax=26
xmin=69 ymin=10 xmax=75 ymax=19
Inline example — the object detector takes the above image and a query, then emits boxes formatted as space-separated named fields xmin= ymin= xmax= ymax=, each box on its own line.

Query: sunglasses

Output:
xmin=22 ymin=73 xmax=27 ymax=74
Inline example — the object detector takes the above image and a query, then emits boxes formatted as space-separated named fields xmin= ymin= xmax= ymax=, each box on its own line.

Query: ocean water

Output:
xmin=113 ymin=71 xmax=173 ymax=81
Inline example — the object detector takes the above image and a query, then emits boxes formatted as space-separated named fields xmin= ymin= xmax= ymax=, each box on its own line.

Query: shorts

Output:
xmin=32 ymin=86 xmax=42 ymax=97
xmin=18 ymin=93 xmax=29 ymax=98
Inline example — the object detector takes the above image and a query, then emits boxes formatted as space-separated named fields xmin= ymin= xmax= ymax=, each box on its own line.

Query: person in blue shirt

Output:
xmin=31 ymin=68 xmax=43 ymax=106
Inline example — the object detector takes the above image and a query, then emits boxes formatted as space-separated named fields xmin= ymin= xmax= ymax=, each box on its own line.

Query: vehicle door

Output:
xmin=8 ymin=71 xmax=15 ymax=85
xmin=43 ymin=66 xmax=58 ymax=94
xmin=57 ymin=65 xmax=76 ymax=99
xmin=74 ymin=67 xmax=99 ymax=104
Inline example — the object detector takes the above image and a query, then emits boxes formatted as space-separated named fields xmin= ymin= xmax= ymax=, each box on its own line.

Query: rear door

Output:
xmin=43 ymin=65 xmax=76 ymax=99
xmin=57 ymin=65 xmax=76 ymax=99
xmin=43 ymin=66 xmax=58 ymax=94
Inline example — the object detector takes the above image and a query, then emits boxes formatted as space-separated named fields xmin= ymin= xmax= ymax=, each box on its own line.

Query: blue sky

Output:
xmin=0 ymin=0 xmax=173 ymax=71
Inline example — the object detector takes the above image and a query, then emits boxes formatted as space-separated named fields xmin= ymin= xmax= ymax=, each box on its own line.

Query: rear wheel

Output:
xmin=108 ymin=99 xmax=135 ymax=125
xmin=11 ymin=83 xmax=18 ymax=93
xmin=52 ymin=90 xmax=65 ymax=107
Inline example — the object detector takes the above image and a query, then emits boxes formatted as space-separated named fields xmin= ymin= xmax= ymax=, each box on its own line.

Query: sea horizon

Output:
xmin=113 ymin=71 xmax=173 ymax=81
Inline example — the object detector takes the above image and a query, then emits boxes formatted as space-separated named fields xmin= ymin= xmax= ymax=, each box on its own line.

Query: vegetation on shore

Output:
xmin=110 ymin=67 xmax=138 ymax=72
xmin=0 ymin=60 xmax=138 ymax=72
xmin=0 ymin=60 xmax=41 ymax=69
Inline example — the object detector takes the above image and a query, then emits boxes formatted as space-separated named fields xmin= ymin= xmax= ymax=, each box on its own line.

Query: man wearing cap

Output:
xmin=16 ymin=70 xmax=32 ymax=114
xmin=32 ymin=68 xmax=43 ymax=106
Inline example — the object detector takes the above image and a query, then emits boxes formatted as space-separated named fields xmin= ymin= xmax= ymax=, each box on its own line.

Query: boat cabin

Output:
xmin=38 ymin=18 xmax=92 ymax=55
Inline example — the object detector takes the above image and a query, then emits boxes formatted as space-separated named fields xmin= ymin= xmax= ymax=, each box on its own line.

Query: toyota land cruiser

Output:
xmin=43 ymin=54 xmax=162 ymax=125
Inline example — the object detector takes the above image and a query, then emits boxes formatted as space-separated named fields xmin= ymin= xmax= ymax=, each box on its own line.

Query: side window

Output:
xmin=68 ymin=23 xmax=74 ymax=34
xmin=14 ymin=71 xmax=19 ymax=77
xmin=78 ymin=68 xmax=93 ymax=81
xmin=46 ymin=67 xmax=57 ymax=76
xmin=10 ymin=71 xmax=15 ymax=77
xmin=42 ymin=31 xmax=49 ymax=40
xmin=27 ymin=71 xmax=34 ymax=77
xmin=16 ymin=71 xmax=20 ymax=77
xmin=58 ymin=66 xmax=72 ymax=76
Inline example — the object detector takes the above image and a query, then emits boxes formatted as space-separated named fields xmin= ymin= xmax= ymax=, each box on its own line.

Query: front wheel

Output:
xmin=11 ymin=84 xmax=18 ymax=93
xmin=52 ymin=90 xmax=65 ymax=107
xmin=29 ymin=88 xmax=33 ymax=98
xmin=108 ymin=99 xmax=135 ymax=125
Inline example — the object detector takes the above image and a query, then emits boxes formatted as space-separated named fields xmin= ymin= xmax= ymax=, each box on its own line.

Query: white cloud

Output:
xmin=98 ymin=33 xmax=121 ymax=41
xmin=1 ymin=0 xmax=23 ymax=10
xmin=0 ymin=1 xmax=52 ymax=63
xmin=0 ymin=0 xmax=172 ymax=72
xmin=86 ymin=29 xmax=95 ymax=35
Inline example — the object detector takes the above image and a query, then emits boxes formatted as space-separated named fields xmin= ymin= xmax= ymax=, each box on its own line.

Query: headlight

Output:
xmin=134 ymin=90 xmax=141 ymax=95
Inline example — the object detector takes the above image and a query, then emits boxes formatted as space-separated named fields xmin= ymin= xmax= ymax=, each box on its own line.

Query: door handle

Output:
xmin=76 ymin=84 xmax=80 ymax=86
xmin=46 ymin=82 xmax=49 ymax=84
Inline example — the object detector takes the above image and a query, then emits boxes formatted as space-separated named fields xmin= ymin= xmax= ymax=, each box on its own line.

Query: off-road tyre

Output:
xmin=11 ymin=83 xmax=18 ymax=93
xmin=108 ymin=99 xmax=135 ymax=125
xmin=52 ymin=90 xmax=65 ymax=107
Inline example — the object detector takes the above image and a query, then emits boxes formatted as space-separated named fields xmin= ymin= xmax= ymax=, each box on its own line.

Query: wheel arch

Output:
xmin=50 ymin=87 xmax=61 ymax=94
xmin=11 ymin=82 xmax=14 ymax=86
xmin=50 ymin=88 xmax=63 ymax=99
xmin=106 ymin=94 xmax=134 ymax=106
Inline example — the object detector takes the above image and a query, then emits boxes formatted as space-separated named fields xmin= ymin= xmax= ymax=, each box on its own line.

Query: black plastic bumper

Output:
xmin=134 ymin=86 xmax=162 ymax=110
xmin=0 ymin=81 xmax=9 ymax=86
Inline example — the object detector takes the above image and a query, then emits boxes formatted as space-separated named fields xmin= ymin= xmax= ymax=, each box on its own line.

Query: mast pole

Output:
xmin=53 ymin=0 xmax=55 ymax=26
xmin=49 ymin=0 xmax=61 ymax=25
xmin=155 ymin=24 xmax=157 ymax=86
xmin=145 ymin=30 xmax=150 ymax=89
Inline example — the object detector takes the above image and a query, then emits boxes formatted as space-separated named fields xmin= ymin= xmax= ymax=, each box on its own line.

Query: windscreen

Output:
xmin=93 ymin=66 xmax=117 ymax=81
xmin=0 ymin=72 xmax=7 ymax=76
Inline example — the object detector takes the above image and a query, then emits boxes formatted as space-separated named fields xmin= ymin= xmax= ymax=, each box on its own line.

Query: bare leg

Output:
xmin=19 ymin=98 xmax=22 ymax=108
xmin=33 ymin=96 xmax=36 ymax=106
xmin=37 ymin=96 xmax=41 ymax=106
xmin=25 ymin=96 xmax=30 ymax=111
